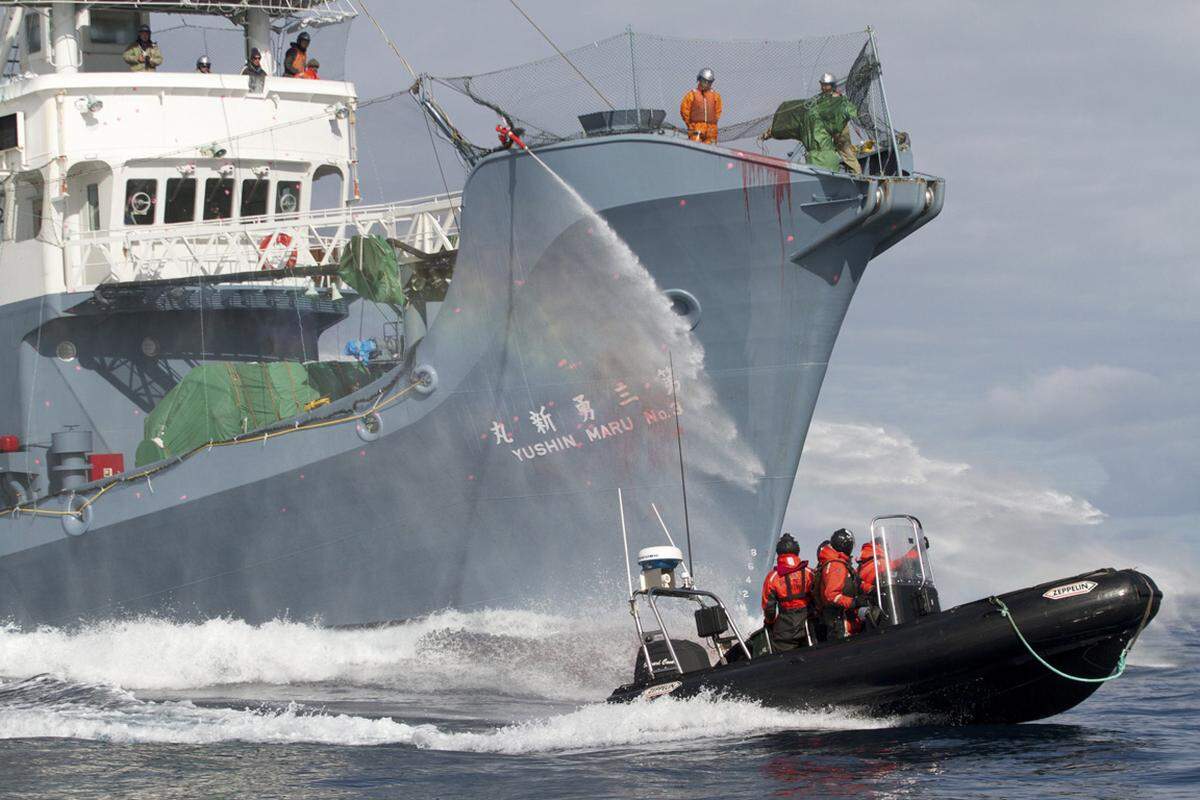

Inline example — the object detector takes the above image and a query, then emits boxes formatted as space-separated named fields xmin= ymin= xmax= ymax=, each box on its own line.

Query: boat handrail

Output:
xmin=61 ymin=194 xmax=461 ymax=291
xmin=631 ymin=586 xmax=753 ymax=676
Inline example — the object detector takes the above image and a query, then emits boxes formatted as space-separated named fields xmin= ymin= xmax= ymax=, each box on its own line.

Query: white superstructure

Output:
xmin=0 ymin=1 xmax=459 ymax=306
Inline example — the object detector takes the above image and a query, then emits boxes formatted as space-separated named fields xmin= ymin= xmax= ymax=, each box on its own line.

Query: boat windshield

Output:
xmin=868 ymin=515 xmax=938 ymax=624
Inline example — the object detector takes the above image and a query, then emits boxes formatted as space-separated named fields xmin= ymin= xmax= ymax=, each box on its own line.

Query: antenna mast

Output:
xmin=668 ymin=351 xmax=694 ymax=579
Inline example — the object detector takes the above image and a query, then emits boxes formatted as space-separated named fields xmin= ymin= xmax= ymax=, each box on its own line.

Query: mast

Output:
xmin=245 ymin=8 xmax=275 ymax=74
xmin=49 ymin=2 xmax=79 ymax=75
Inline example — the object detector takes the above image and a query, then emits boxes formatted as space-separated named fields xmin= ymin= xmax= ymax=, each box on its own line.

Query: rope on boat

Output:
xmin=0 ymin=379 xmax=424 ymax=522
xmin=988 ymin=594 xmax=1150 ymax=684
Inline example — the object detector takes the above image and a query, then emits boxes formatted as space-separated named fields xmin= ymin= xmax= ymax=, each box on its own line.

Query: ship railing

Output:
xmin=63 ymin=193 xmax=461 ymax=292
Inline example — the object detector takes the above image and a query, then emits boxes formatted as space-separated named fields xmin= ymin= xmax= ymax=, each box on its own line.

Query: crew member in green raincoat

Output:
xmin=762 ymin=72 xmax=861 ymax=174
xmin=123 ymin=25 xmax=164 ymax=72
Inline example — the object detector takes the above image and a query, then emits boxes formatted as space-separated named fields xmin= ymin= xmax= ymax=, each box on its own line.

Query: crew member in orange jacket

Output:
xmin=858 ymin=538 xmax=922 ymax=596
xmin=298 ymin=58 xmax=320 ymax=80
xmin=760 ymin=533 xmax=815 ymax=651
xmin=816 ymin=528 xmax=867 ymax=640
xmin=680 ymin=68 xmax=722 ymax=144
xmin=283 ymin=31 xmax=311 ymax=77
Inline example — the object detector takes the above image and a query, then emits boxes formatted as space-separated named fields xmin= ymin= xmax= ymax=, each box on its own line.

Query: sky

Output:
xmin=329 ymin=1 xmax=1200 ymax=605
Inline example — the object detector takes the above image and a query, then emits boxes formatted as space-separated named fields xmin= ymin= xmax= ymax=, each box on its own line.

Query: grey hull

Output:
xmin=0 ymin=135 xmax=942 ymax=626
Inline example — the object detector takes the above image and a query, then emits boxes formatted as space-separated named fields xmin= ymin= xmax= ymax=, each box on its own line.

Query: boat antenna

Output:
xmin=506 ymin=0 xmax=615 ymax=110
xmin=618 ymin=488 xmax=634 ymax=600
xmin=356 ymin=0 xmax=418 ymax=79
xmin=668 ymin=351 xmax=694 ymax=579
xmin=651 ymin=501 xmax=693 ymax=589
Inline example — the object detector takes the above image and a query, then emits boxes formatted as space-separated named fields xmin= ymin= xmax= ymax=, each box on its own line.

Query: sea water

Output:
xmin=0 ymin=612 xmax=1195 ymax=799
xmin=3 ymin=157 xmax=1196 ymax=799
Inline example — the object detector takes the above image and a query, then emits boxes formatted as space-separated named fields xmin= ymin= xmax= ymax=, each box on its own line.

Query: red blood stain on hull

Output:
xmin=735 ymin=150 xmax=794 ymax=226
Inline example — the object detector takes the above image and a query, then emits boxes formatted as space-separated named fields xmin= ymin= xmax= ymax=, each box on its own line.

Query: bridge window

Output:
xmin=164 ymin=178 xmax=196 ymax=224
xmin=85 ymin=184 xmax=101 ymax=231
xmin=240 ymin=179 xmax=269 ymax=218
xmin=311 ymin=165 xmax=342 ymax=211
xmin=203 ymin=178 xmax=234 ymax=221
xmin=276 ymin=181 xmax=301 ymax=215
xmin=124 ymin=178 xmax=157 ymax=226
xmin=25 ymin=12 xmax=42 ymax=55
xmin=89 ymin=11 xmax=137 ymax=46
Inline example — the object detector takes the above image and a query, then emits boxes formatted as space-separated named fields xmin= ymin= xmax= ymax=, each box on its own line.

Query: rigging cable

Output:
xmin=355 ymin=0 xmax=418 ymax=80
xmin=506 ymin=0 xmax=615 ymax=111
xmin=353 ymin=0 xmax=461 ymax=219
xmin=668 ymin=351 xmax=694 ymax=580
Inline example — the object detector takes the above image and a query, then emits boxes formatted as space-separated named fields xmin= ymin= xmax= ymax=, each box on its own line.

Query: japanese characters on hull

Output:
xmin=483 ymin=366 xmax=685 ymax=468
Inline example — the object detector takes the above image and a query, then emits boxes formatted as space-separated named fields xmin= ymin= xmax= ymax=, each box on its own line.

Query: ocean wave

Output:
xmin=0 ymin=675 xmax=893 ymax=751
xmin=0 ymin=609 xmax=631 ymax=701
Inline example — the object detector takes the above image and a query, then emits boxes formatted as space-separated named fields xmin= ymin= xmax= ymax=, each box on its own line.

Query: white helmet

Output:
xmin=820 ymin=72 xmax=836 ymax=86
xmin=196 ymin=55 xmax=212 ymax=69
xmin=697 ymin=67 xmax=715 ymax=84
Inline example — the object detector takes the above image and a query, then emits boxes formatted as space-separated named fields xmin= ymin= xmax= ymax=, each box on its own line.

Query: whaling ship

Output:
xmin=0 ymin=1 xmax=942 ymax=626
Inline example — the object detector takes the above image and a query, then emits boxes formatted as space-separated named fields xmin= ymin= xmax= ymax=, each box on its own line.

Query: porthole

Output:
xmin=141 ymin=337 xmax=160 ymax=358
xmin=664 ymin=289 xmax=701 ymax=331
xmin=56 ymin=340 xmax=77 ymax=362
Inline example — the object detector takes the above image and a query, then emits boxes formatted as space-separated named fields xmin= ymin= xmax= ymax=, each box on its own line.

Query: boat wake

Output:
xmin=0 ymin=609 xmax=630 ymax=700
xmin=0 ymin=609 xmax=901 ymax=751
xmin=0 ymin=674 xmax=895 ymax=751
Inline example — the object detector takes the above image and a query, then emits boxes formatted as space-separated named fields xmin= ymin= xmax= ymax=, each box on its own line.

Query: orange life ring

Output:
xmin=258 ymin=232 xmax=298 ymax=269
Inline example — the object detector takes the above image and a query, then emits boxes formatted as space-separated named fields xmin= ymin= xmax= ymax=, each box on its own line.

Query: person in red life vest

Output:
xmin=298 ymin=58 xmax=320 ymax=80
xmin=284 ymin=31 xmax=311 ymax=77
xmin=680 ymin=67 xmax=723 ymax=144
xmin=815 ymin=528 xmax=869 ymax=640
xmin=858 ymin=537 xmax=923 ymax=596
xmin=760 ymin=533 xmax=815 ymax=651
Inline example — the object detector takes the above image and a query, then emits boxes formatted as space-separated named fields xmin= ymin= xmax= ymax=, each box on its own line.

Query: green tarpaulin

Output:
xmin=337 ymin=234 xmax=407 ymax=307
xmin=766 ymin=92 xmax=858 ymax=171
xmin=135 ymin=361 xmax=374 ymax=466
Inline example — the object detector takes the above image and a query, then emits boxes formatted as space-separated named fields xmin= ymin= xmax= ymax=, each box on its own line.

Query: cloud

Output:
xmin=783 ymin=420 xmax=1193 ymax=607
xmin=983 ymin=365 xmax=1161 ymax=437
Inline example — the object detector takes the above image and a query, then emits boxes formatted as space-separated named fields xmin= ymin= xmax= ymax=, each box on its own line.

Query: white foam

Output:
xmin=0 ymin=685 xmax=895 ymax=751
xmin=0 ymin=609 xmax=629 ymax=700
xmin=405 ymin=692 xmax=897 ymax=754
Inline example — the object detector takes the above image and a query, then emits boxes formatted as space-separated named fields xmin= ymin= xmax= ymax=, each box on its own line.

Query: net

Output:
xmin=151 ymin=11 xmax=351 ymax=79
xmin=431 ymin=29 xmax=893 ymax=148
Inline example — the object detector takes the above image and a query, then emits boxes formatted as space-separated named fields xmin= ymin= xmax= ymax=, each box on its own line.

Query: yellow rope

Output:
xmin=0 ymin=379 xmax=422 ymax=521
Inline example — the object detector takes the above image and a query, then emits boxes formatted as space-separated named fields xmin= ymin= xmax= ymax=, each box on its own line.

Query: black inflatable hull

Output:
xmin=608 ymin=568 xmax=1162 ymax=724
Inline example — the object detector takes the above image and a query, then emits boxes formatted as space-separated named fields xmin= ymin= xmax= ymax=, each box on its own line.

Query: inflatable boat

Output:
xmin=608 ymin=515 xmax=1162 ymax=724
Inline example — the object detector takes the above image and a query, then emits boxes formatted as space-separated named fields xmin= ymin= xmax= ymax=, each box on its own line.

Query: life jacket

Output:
xmin=286 ymin=45 xmax=307 ymax=75
xmin=857 ymin=542 xmax=879 ymax=594
xmin=688 ymin=88 xmax=720 ymax=124
xmin=762 ymin=553 xmax=813 ymax=613
xmin=814 ymin=543 xmax=859 ymax=609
